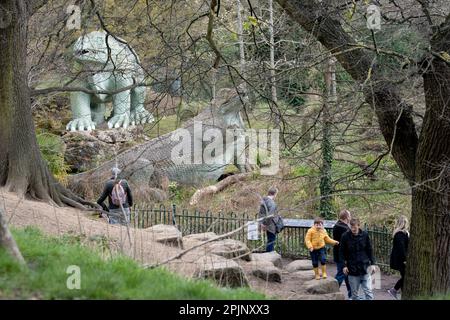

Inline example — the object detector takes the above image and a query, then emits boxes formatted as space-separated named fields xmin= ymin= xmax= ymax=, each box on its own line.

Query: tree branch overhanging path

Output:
xmin=274 ymin=0 xmax=450 ymax=298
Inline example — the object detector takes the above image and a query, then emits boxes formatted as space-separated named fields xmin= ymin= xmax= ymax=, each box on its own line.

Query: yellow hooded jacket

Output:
xmin=305 ymin=227 xmax=338 ymax=250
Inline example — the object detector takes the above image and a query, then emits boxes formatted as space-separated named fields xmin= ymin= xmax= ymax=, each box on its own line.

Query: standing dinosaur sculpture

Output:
xmin=66 ymin=30 xmax=154 ymax=131
xmin=68 ymin=85 xmax=251 ymax=201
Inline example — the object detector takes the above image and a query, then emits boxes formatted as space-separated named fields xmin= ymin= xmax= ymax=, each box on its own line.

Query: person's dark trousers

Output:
xmin=335 ymin=261 xmax=352 ymax=298
xmin=394 ymin=265 xmax=405 ymax=291
xmin=266 ymin=231 xmax=276 ymax=252
xmin=310 ymin=247 xmax=326 ymax=267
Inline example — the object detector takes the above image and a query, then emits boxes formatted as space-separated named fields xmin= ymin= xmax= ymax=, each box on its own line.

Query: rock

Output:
xmin=292 ymin=270 xmax=315 ymax=282
xmin=251 ymin=252 xmax=282 ymax=268
xmin=183 ymin=236 xmax=251 ymax=261
xmin=63 ymin=131 xmax=115 ymax=172
xmin=296 ymin=292 xmax=345 ymax=300
xmin=304 ymin=278 xmax=339 ymax=294
xmin=62 ymin=128 xmax=149 ymax=172
xmin=146 ymin=224 xmax=183 ymax=248
xmin=207 ymin=239 xmax=251 ymax=261
xmin=250 ymin=260 xmax=282 ymax=282
xmin=285 ymin=260 xmax=313 ymax=272
xmin=195 ymin=254 xmax=249 ymax=288
xmin=182 ymin=232 xmax=220 ymax=250
xmin=184 ymin=232 xmax=219 ymax=242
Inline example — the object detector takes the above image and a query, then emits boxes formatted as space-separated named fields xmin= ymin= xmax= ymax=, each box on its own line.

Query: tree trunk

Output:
xmin=319 ymin=58 xmax=336 ymax=219
xmin=404 ymin=25 xmax=450 ymax=298
xmin=268 ymin=0 xmax=280 ymax=126
xmin=236 ymin=0 xmax=246 ymax=72
xmin=0 ymin=0 xmax=93 ymax=209
xmin=0 ymin=208 xmax=25 ymax=264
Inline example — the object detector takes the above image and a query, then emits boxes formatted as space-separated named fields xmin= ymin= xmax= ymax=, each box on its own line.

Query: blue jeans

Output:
xmin=266 ymin=231 xmax=276 ymax=252
xmin=310 ymin=247 xmax=326 ymax=268
xmin=348 ymin=274 xmax=374 ymax=300
xmin=335 ymin=261 xmax=352 ymax=298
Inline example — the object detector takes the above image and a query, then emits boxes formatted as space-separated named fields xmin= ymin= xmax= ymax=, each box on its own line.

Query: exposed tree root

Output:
xmin=189 ymin=173 xmax=251 ymax=205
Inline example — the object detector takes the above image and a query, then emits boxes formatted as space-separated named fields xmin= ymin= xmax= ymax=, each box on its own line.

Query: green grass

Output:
xmin=0 ymin=227 xmax=266 ymax=300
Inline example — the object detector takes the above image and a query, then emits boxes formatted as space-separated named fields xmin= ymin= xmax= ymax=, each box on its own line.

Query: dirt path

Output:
xmin=0 ymin=189 xmax=199 ymax=277
xmin=1 ymin=188 xmax=400 ymax=300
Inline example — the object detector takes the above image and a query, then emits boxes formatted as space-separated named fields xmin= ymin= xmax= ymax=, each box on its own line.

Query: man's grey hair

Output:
xmin=268 ymin=187 xmax=278 ymax=196
xmin=111 ymin=167 xmax=121 ymax=179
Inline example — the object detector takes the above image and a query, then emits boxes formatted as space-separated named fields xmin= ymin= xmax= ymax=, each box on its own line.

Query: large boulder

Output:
xmin=285 ymin=260 xmax=313 ymax=272
xmin=250 ymin=260 xmax=282 ymax=282
xmin=292 ymin=270 xmax=315 ymax=282
xmin=207 ymin=239 xmax=251 ymax=261
xmin=251 ymin=252 xmax=282 ymax=268
xmin=195 ymin=254 xmax=249 ymax=288
xmin=182 ymin=232 xmax=220 ymax=249
xmin=146 ymin=224 xmax=183 ymax=248
xmin=304 ymin=278 xmax=340 ymax=294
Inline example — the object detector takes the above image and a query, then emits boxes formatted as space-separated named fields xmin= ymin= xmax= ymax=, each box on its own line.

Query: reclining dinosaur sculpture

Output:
xmin=66 ymin=30 xmax=154 ymax=131
xmin=68 ymin=85 xmax=251 ymax=201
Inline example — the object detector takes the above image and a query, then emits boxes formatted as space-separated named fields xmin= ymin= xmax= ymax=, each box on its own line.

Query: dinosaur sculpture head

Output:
xmin=73 ymin=31 xmax=110 ymax=65
xmin=216 ymin=84 xmax=248 ymax=129
xmin=72 ymin=30 xmax=137 ymax=70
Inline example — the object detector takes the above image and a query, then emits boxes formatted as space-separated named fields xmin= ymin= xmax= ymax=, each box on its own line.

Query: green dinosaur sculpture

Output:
xmin=66 ymin=30 xmax=154 ymax=131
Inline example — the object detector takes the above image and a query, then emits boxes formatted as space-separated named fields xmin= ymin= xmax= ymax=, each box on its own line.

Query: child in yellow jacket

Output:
xmin=305 ymin=217 xmax=339 ymax=280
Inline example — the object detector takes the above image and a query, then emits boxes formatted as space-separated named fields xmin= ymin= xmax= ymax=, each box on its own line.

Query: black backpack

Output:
xmin=274 ymin=214 xmax=285 ymax=233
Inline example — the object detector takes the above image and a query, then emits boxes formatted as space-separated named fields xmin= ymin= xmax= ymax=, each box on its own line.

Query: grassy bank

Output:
xmin=0 ymin=227 xmax=265 ymax=300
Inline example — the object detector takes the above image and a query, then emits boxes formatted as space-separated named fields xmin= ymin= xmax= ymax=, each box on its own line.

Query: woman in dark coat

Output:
xmin=387 ymin=215 xmax=409 ymax=300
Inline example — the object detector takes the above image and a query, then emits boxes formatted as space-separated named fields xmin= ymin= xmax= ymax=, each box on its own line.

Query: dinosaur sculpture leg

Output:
xmin=130 ymin=85 xmax=154 ymax=125
xmin=66 ymin=91 xmax=97 ymax=131
xmin=90 ymin=102 xmax=106 ymax=125
xmin=108 ymin=90 xmax=131 ymax=129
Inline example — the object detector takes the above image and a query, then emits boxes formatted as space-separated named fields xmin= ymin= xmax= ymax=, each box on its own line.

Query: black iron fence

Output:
xmin=130 ymin=204 xmax=393 ymax=272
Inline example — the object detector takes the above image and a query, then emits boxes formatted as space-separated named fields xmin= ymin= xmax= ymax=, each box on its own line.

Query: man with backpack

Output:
xmin=97 ymin=167 xmax=133 ymax=225
xmin=259 ymin=187 xmax=283 ymax=252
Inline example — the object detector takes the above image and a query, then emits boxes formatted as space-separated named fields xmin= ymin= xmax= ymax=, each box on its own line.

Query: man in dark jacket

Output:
xmin=340 ymin=218 xmax=376 ymax=300
xmin=259 ymin=187 xmax=278 ymax=252
xmin=97 ymin=167 xmax=133 ymax=225
xmin=333 ymin=209 xmax=352 ymax=298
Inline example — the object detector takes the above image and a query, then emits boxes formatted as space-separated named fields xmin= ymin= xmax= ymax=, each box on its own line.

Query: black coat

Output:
xmin=97 ymin=178 xmax=133 ymax=211
xmin=390 ymin=231 xmax=409 ymax=271
xmin=333 ymin=220 xmax=350 ymax=262
xmin=339 ymin=229 xmax=376 ymax=276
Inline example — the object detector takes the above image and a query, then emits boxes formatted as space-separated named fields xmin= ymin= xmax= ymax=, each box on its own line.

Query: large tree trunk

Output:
xmin=0 ymin=0 xmax=93 ymax=209
xmin=404 ymin=24 xmax=450 ymax=297
xmin=275 ymin=0 xmax=450 ymax=297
